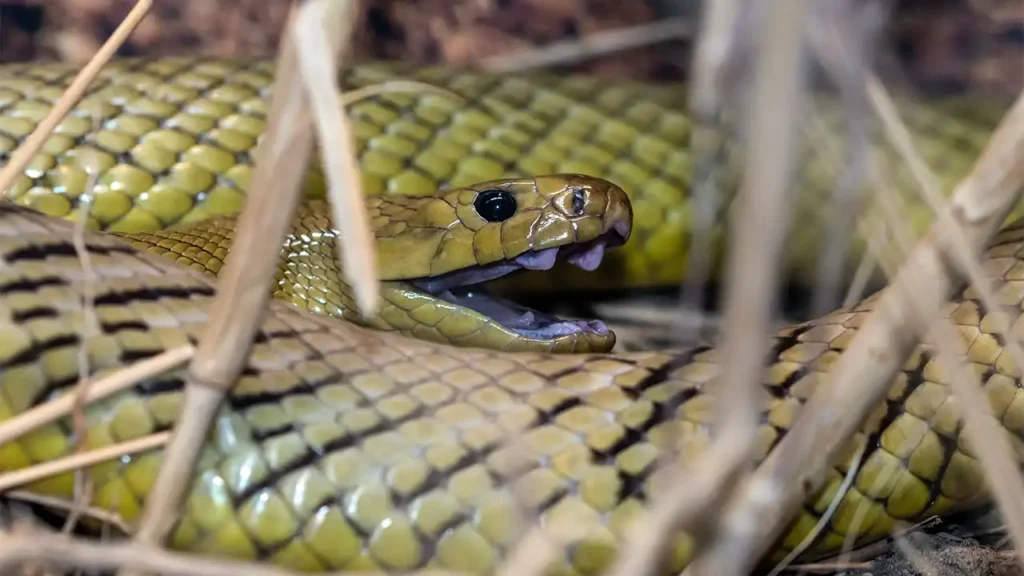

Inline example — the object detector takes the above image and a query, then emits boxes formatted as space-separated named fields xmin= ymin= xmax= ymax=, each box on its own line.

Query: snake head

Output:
xmin=128 ymin=175 xmax=633 ymax=355
xmin=371 ymin=174 xmax=633 ymax=353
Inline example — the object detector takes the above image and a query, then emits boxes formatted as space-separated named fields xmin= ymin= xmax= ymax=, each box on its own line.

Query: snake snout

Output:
xmin=602 ymin=181 xmax=634 ymax=244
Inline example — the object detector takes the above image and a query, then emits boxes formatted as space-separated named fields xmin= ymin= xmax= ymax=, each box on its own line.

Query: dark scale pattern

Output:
xmin=5 ymin=202 xmax=1024 ymax=573
xmin=0 ymin=56 xmax=1012 ymax=295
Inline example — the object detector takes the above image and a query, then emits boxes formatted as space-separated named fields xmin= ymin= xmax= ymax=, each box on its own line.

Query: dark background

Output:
xmin=0 ymin=0 xmax=1019 ymax=95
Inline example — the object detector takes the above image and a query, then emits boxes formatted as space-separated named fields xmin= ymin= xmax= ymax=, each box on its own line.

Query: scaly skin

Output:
xmin=0 ymin=56 xmax=1020 ymax=573
xmin=0 ymin=56 xmax=1018 ymax=292
xmin=0 ymin=199 xmax=1019 ymax=573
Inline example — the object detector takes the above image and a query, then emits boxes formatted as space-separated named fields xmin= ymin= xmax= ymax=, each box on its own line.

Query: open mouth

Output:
xmin=409 ymin=222 xmax=630 ymax=340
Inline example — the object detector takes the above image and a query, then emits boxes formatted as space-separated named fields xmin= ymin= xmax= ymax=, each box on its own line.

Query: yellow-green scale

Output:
xmin=0 ymin=56 xmax=1013 ymax=295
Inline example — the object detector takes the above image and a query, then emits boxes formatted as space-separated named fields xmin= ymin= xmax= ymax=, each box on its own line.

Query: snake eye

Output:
xmin=474 ymin=189 xmax=517 ymax=222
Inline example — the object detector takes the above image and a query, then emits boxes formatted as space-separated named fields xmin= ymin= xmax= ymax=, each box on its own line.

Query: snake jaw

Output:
xmin=408 ymin=226 xmax=627 ymax=341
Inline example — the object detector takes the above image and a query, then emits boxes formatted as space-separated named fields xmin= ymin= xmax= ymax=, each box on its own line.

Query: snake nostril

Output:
xmin=572 ymin=187 xmax=586 ymax=215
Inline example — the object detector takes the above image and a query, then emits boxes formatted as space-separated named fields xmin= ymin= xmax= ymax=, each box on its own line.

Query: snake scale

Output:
xmin=0 ymin=56 xmax=1023 ymax=574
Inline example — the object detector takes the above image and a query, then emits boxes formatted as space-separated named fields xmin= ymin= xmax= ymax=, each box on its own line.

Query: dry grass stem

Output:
xmin=863 ymin=82 xmax=1024 ymax=566
xmin=703 ymin=89 xmax=1024 ymax=575
xmin=675 ymin=0 xmax=744 ymax=339
xmin=480 ymin=17 xmax=693 ymax=73
xmin=868 ymin=76 xmax=1024 ymax=378
xmin=833 ymin=156 xmax=1024 ymax=571
xmin=0 ymin=346 xmax=193 ymax=448
xmin=688 ymin=0 xmax=744 ymax=120
xmin=493 ymin=418 xmax=591 ymax=576
xmin=295 ymin=0 xmax=376 ymax=315
xmin=799 ymin=98 xmax=882 ymax=312
xmin=0 ymin=2 xmax=184 ymax=543
xmin=605 ymin=440 xmax=744 ymax=575
xmin=802 ymin=1 xmax=882 ymax=316
xmin=842 ymin=247 xmax=879 ymax=307
xmin=926 ymin=325 xmax=1024 ymax=569
xmin=65 ymin=144 xmax=104 ymax=536
xmin=495 ymin=526 xmax=571 ymax=576
xmin=5 ymin=490 xmax=130 ymax=534
xmin=611 ymin=3 xmax=811 ymax=575
xmin=124 ymin=0 xmax=361 ymax=561
xmin=0 ymin=432 xmax=170 ymax=493
xmin=0 ymin=0 xmax=152 ymax=195
xmin=836 ymin=449 xmax=903 ymax=566
xmin=790 ymin=516 xmax=942 ymax=572
xmin=786 ymin=561 xmax=873 ymax=573
xmin=811 ymin=80 xmax=1024 ymax=572
xmin=892 ymin=529 xmax=939 ymax=576
xmin=0 ymin=527 xmax=460 ymax=576
xmin=340 ymin=81 xmax=465 ymax=108
xmin=765 ymin=437 xmax=867 ymax=576
xmin=713 ymin=2 xmax=808 ymax=426
xmin=713 ymin=67 xmax=1015 ymax=573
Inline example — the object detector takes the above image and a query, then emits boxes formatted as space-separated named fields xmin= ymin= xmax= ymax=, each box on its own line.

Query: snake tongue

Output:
xmin=515 ymin=247 xmax=559 ymax=270
xmin=514 ymin=236 xmax=611 ymax=273
xmin=567 ymin=241 xmax=606 ymax=271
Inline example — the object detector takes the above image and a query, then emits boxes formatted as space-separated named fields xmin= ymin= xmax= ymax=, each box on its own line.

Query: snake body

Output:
xmin=0 ymin=57 xmax=1016 ymax=291
xmin=0 ymin=56 xmax=1021 ymax=573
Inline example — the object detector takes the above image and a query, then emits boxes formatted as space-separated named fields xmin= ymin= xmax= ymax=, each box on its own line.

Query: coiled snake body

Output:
xmin=0 ymin=57 xmax=1021 ymax=574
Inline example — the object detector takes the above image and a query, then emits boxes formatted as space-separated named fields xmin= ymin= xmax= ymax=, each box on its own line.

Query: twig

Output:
xmin=122 ymin=0 xmax=361 ymax=563
xmin=688 ymin=0 xmax=745 ymax=121
xmin=766 ymin=437 xmax=868 ymax=576
xmin=340 ymin=81 xmax=465 ymax=108
xmin=786 ymin=561 xmax=873 ymax=574
xmin=804 ymin=0 xmax=884 ymax=316
xmin=479 ymin=17 xmax=693 ymax=73
xmin=809 ymin=111 xmax=1024 ymax=572
xmin=861 ymin=76 xmax=1024 ymax=570
xmin=0 ymin=527 xmax=460 ymax=576
xmin=836 ymin=444 xmax=903 ymax=567
xmin=867 ymin=75 xmax=1024 ymax=381
xmin=675 ymin=0 xmax=744 ymax=340
xmin=609 ymin=2 xmax=811 ymax=575
xmin=294 ymin=0 xmax=377 ymax=315
xmin=5 ymin=491 xmax=130 ymax=534
xmin=923 ymin=308 xmax=1024 ymax=571
xmin=0 ymin=0 xmax=152 ymax=195
xmin=789 ymin=516 xmax=943 ymax=572
xmin=0 ymin=433 xmax=170 ymax=493
xmin=892 ymin=529 xmax=939 ymax=576
xmin=842 ymin=247 xmax=879 ymax=307
xmin=796 ymin=89 xmax=885 ymax=311
xmin=0 ymin=346 xmax=193 ymax=448
xmin=804 ymin=75 xmax=1024 ymax=574
xmin=701 ymin=88 xmax=1024 ymax=575
xmin=495 ymin=525 xmax=574 ymax=576
xmin=64 ymin=144 xmax=102 ymax=536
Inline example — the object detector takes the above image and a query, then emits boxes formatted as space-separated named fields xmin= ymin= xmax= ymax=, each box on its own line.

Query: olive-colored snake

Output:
xmin=0 ymin=56 xmax=1021 ymax=574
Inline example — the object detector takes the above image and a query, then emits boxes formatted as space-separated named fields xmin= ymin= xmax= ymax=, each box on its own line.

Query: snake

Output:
xmin=0 ymin=55 xmax=1022 ymax=574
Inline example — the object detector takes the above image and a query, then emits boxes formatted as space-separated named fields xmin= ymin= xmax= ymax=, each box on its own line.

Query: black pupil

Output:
xmin=474 ymin=189 xmax=517 ymax=222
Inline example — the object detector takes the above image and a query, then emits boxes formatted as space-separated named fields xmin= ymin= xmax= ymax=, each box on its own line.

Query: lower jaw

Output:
xmin=453 ymin=325 xmax=617 ymax=354
xmin=428 ymin=289 xmax=617 ymax=353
